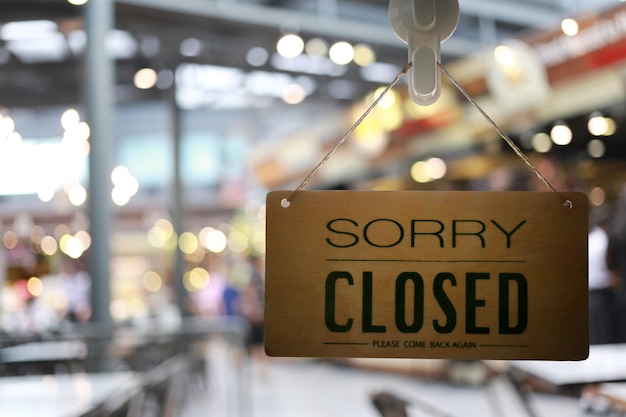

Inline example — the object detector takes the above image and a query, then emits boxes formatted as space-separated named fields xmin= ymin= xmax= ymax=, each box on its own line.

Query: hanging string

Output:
xmin=436 ymin=62 xmax=562 ymax=197
xmin=285 ymin=60 xmax=571 ymax=209
xmin=285 ymin=62 xmax=413 ymax=204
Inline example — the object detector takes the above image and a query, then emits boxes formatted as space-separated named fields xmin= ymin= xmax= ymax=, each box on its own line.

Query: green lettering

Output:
xmin=363 ymin=272 xmax=386 ymax=333
xmin=433 ymin=272 xmax=457 ymax=334
xmin=363 ymin=219 xmax=404 ymax=248
xmin=491 ymin=220 xmax=527 ymax=248
xmin=395 ymin=272 xmax=424 ymax=333
xmin=325 ymin=271 xmax=353 ymax=332
xmin=411 ymin=220 xmax=445 ymax=248
xmin=499 ymin=273 xmax=528 ymax=334
xmin=326 ymin=219 xmax=359 ymax=248
xmin=466 ymin=272 xmax=490 ymax=334
xmin=452 ymin=220 xmax=486 ymax=248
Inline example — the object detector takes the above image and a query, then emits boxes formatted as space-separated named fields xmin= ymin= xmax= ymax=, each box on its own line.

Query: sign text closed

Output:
xmin=264 ymin=191 xmax=588 ymax=360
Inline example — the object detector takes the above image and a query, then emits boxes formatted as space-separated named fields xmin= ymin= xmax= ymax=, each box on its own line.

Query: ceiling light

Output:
xmin=493 ymin=44 xmax=523 ymax=83
xmin=588 ymin=139 xmax=605 ymax=158
xmin=1 ymin=20 xmax=57 ymax=41
xmin=603 ymin=118 xmax=617 ymax=136
xmin=61 ymin=109 xmax=80 ymax=130
xmin=588 ymin=112 xmax=616 ymax=136
xmin=561 ymin=18 xmax=579 ymax=36
xmin=493 ymin=45 xmax=515 ymax=66
xmin=282 ymin=84 xmax=306 ymax=104
xmin=105 ymin=30 xmax=138 ymax=59
xmin=67 ymin=183 xmax=87 ymax=206
xmin=410 ymin=161 xmax=430 ymax=183
xmin=550 ymin=122 xmax=572 ymax=145
xmin=329 ymin=41 xmax=354 ymax=65
xmin=588 ymin=113 xmax=608 ymax=136
xmin=6 ymin=32 xmax=68 ymax=63
xmin=426 ymin=157 xmax=447 ymax=180
xmin=179 ymin=37 xmax=203 ymax=57
xmin=246 ymin=46 xmax=269 ymax=67
xmin=37 ymin=187 xmax=55 ymax=203
xmin=276 ymin=34 xmax=304 ymax=58
xmin=134 ymin=68 xmax=158 ymax=89
xmin=0 ymin=115 xmax=15 ymax=137
xmin=353 ymin=43 xmax=376 ymax=67
xmin=305 ymin=38 xmax=328 ymax=57
xmin=532 ymin=133 xmax=552 ymax=153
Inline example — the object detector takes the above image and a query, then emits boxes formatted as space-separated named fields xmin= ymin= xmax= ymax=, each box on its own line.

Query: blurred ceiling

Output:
xmin=0 ymin=0 xmax=621 ymax=108
xmin=1 ymin=0 xmax=626 ymax=218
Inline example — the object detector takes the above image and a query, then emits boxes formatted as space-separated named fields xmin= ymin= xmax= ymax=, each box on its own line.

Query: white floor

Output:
xmin=182 ymin=341 xmax=590 ymax=417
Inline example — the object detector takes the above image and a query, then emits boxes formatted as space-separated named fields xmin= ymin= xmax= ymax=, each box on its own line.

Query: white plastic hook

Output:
xmin=389 ymin=0 xmax=460 ymax=105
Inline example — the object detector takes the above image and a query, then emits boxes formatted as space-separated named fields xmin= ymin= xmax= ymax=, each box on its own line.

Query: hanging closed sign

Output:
xmin=264 ymin=191 xmax=589 ymax=361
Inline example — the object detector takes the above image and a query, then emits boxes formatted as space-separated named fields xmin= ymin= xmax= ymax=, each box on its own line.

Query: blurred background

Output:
xmin=2 ymin=0 xmax=626 ymax=416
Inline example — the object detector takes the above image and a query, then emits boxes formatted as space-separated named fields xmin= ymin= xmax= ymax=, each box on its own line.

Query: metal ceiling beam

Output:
xmin=459 ymin=0 xmax=563 ymax=29
xmin=117 ymin=0 xmax=483 ymax=57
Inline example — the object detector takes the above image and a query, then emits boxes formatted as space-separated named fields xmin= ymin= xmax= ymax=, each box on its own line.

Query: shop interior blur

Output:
xmin=3 ymin=0 xmax=626 ymax=416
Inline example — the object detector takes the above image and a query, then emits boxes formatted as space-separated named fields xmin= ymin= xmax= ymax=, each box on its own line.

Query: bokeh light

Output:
xmin=183 ymin=267 xmax=210 ymax=292
xmin=134 ymin=68 xmax=158 ymax=89
xmin=276 ymin=34 xmax=304 ymax=58
xmin=200 ymin=227 xmax=227 ymax=253
xmin=329 ymin=41 xmax=354 ymax=65
xmin=27 ymin=277 xmax=43 ymax=297
xmin=142 ymin=271 xmax=163 ymax=292
xmin=179 ymin=231 xmax=199 ymax=254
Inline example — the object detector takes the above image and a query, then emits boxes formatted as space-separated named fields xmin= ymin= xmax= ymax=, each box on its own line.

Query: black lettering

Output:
xmin=395 ymin=272 xmax=424 ymax=333
xmin=452 ymin=220 xmax=486 ymax=248
xmin=491 ymin=220 xmax=527 ymax=248
xmin=363 ymin=219 xmax=404 ymax=248
xmin=411 ymin=220 xmax=445 ymax=248
xmin=363 ymin=272 xmax=386 ymax=333
xmin=466 ymin=272 xmax=490 ymax=334
xmin=325 ymin=271 xmax=353 ymax=332
xmin=433 ymin=272 xmax=457 ymax=334
xmin=326 ymin=219 xmax=359 ymax=248
xmin=499 ymin=273 xmax=528 ymax=334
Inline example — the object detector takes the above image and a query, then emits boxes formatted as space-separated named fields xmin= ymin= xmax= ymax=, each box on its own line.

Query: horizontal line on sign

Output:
xmin=327 ymin=259 xmax=526 ymax=263
xmin=479 ymin=344 xmax=529 ymax=348
xmin=323 ymin=342 xmax=369 ymax=346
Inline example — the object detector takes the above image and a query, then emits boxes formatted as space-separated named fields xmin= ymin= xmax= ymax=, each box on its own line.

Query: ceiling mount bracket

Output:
xmin=389 ymin=0 xmax=460 ymax=105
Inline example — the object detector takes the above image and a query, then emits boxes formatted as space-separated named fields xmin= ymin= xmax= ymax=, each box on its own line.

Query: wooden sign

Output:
xmin=264 ymin=191 xmax=589 ymax=360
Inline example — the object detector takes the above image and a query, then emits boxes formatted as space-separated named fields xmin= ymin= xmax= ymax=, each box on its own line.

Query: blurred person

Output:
xmin=58 ymin=258 xmax=91 ymax=323
xmin=608 ymin=185 xmax=626 ymax=343
xmin=235 ymin=255 xmax=265 ymax=359
xmin=1 ymin=278 xmax=59 ymax=336
xmin=22 ymin=292 xmax=60 ymax=335
xmin=588 ymin=207 xmax=617 ymax=344
xmin=190 ymin=253 xmax=228 ymax=317
xmin=221 ymin=277 xmax=241 ymax=317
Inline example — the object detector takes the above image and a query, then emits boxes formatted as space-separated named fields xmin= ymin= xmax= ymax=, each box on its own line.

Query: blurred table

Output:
xmin=0 ymin=371 xmax=140 ymax=417
xmin=1 ymin=340 xmax=88 ymax=374
xmin=510 ymin=344 xmax=626 ymax=393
